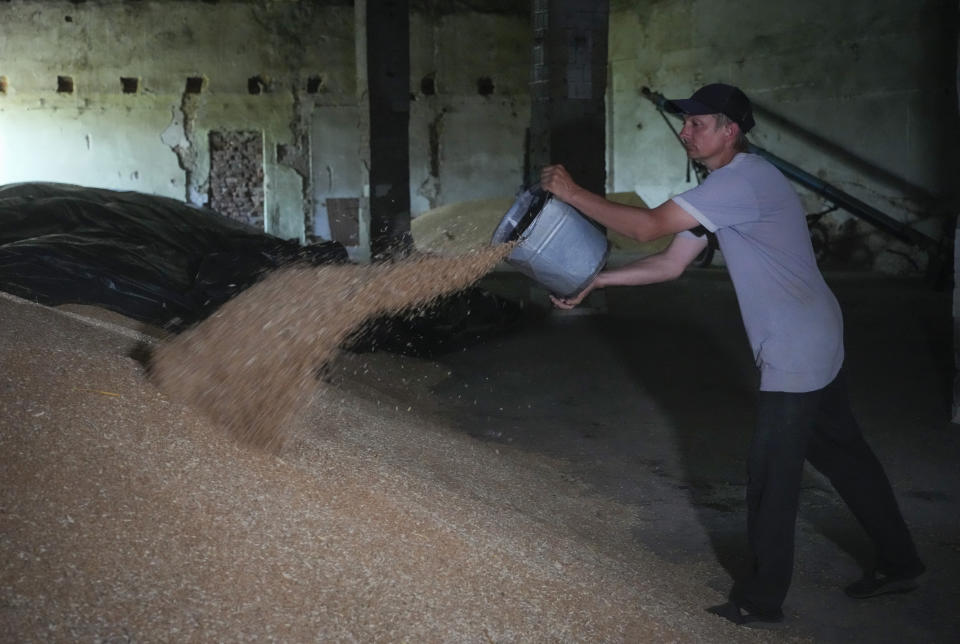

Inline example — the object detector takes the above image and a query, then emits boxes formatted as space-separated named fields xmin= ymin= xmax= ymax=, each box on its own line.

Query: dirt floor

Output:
xmin=2 ymin=259 xmax=958 ymax=642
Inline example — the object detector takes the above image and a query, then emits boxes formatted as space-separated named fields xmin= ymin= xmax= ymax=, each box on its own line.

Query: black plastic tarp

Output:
xmin=0 ymin=182 xmax=347 ymax=330
xmin=0 ymin=182 xmax=526 ymax=355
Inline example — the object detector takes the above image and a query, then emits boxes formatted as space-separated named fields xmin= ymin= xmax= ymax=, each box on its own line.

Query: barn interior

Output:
xmin=2 ymin=0 xmax=959 ymax=641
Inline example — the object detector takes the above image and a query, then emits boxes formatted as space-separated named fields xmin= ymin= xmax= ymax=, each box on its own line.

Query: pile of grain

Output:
xmin=150 ymin=246 xmax=512 ymax=452
xmin=411 ymin=192 xmax=670 ymax=256
xmin=411 ymin=196 xmax=515 ymax=255
xmin=0 ymin=291 xmax=750 ymax=642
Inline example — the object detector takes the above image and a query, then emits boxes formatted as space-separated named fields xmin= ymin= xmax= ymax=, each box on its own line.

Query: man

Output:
xmin=539 ymin=83 xmax=924 ymax=626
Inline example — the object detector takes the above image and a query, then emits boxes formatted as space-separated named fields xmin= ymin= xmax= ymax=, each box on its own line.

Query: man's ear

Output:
xmin=726 ymin=122 xmax=740 ymax=140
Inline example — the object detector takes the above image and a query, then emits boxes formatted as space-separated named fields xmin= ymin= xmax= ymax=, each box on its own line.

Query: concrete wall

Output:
xmin=1 ymin=0 xmax=955 ymax=273
xmin=0 ymin=0 xmax=356 ymax=244
xmin=408 ymin=10 xmax=532 ymax=214
xmin=608 ymin=0 xmax=958 ymax=273
xmin=0 ymin=0 xmax=530 ymax=252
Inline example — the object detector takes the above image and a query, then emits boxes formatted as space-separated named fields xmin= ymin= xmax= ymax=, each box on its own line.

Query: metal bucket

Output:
xmin=491 ymin=186 xmax=609 ymax=298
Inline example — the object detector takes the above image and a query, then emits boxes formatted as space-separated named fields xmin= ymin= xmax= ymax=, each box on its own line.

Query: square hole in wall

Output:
xmin=121 ymin=77 xmax=139 ymax=94
xmin=306 ymin=75 xmax=326 ymax=94
xmin=477 ymin=76 xmax=494 ymax=96
xmin=276 ymin=143 xmax=295 ymax=164
xmin=248 ymin=75 xmax=269 ymax=95
xmin=420 ymin=74 xmax=436 ymax=96
xmin=57 ymin=75 xmax=74 ymax=94
xmin=185 ymin=76 xmax=205 ymax=94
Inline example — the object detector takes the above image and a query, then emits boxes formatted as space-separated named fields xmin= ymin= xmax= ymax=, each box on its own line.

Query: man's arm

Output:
xmin=550 ymin=234 xmax=708 ymax=309
xmin=540 ymin=164 xmax=699 ymax=242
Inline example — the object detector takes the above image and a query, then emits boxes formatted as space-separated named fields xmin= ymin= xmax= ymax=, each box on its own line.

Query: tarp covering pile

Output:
xmin=0 ymin=183 xmax=523 ymax=354
xmin=0 ymin=182 xmax=348 ymax=331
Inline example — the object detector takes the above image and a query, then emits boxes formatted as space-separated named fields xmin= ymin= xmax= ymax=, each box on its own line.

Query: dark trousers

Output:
xmin=731 ymin=370 xmax=921 ymax=615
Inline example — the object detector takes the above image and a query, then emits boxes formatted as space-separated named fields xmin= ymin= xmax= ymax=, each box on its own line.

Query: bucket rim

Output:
xmin=490 ymin=186 xmax=550 ymax=245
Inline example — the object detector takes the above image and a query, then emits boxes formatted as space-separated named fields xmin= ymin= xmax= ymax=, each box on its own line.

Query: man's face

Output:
xmin=678 ymin=113 xmax=732 ymax=168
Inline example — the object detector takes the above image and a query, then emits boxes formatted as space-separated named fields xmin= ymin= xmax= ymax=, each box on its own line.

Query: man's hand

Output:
xmin=540 ymin=164 xmax=580 ymax=202
xmin=549 ymin=280 xmax=596 ymax=310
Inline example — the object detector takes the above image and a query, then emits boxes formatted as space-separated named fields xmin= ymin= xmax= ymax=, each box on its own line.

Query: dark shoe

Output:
xmin=707 ymin=601 xmax=784 ymax=628
xmin=845 ymin=565 xmax=925 ymax=599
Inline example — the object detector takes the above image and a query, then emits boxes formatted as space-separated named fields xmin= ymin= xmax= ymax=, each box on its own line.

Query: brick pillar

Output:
xmin=526 ymin=0 xmax=609 ymax=195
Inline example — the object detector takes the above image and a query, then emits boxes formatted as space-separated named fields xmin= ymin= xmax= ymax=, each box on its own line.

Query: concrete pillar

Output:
xmin=953 ymin=33 xmax=959 ymax=424
xmin=526 ymin=0 xmax=609 ymax=194
xmin=953 ymin=214 xmax=960 ymax=423
xmin=353 ymin=0 xmax=372 ymax=263
xmin=366 ymin=0 xmax=412 ymax=258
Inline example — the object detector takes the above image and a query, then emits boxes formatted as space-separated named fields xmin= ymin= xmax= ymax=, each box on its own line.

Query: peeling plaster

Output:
xmin=428 ymin=107 xmax=446 ymax=178
xmin=160 ymin=90 xmax=207 ymax=206
xmin=417 ymin=175 xmax=441 ymax=208
xmin=284 ymin=86 xmax=313 ymax=236
xmin=159 ymin=106 xmax=188 ymax=150
xmin=416 ymin=107 xmax=447 ymax=209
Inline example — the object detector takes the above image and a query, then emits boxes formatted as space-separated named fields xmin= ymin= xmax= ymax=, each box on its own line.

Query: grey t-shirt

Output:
xmin=672 ymin=153 xmax=843 ymax=393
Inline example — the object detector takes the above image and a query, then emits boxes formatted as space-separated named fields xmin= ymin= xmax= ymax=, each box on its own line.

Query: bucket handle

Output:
xmin=508 ymin=185 xmax=551 ymax=242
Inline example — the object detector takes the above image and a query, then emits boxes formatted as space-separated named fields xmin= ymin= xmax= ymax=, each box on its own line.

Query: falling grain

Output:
xmin=150 ymin=245 xmax=512 ymax=451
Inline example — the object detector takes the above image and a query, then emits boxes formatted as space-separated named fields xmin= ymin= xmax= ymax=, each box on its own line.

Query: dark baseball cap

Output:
xmin=664 ymin=83 xmax=755 ymax=133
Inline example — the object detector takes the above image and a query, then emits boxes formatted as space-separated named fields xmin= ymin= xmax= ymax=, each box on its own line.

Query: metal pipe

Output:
xmin=639 ymin=87 xmax=936 ymax=250
xmin=748 ymin=144 xmax=933 ymax=248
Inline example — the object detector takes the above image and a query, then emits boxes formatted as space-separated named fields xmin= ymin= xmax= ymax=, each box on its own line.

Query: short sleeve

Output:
xmin=671 ymin=159 xmax=760 ymax=232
